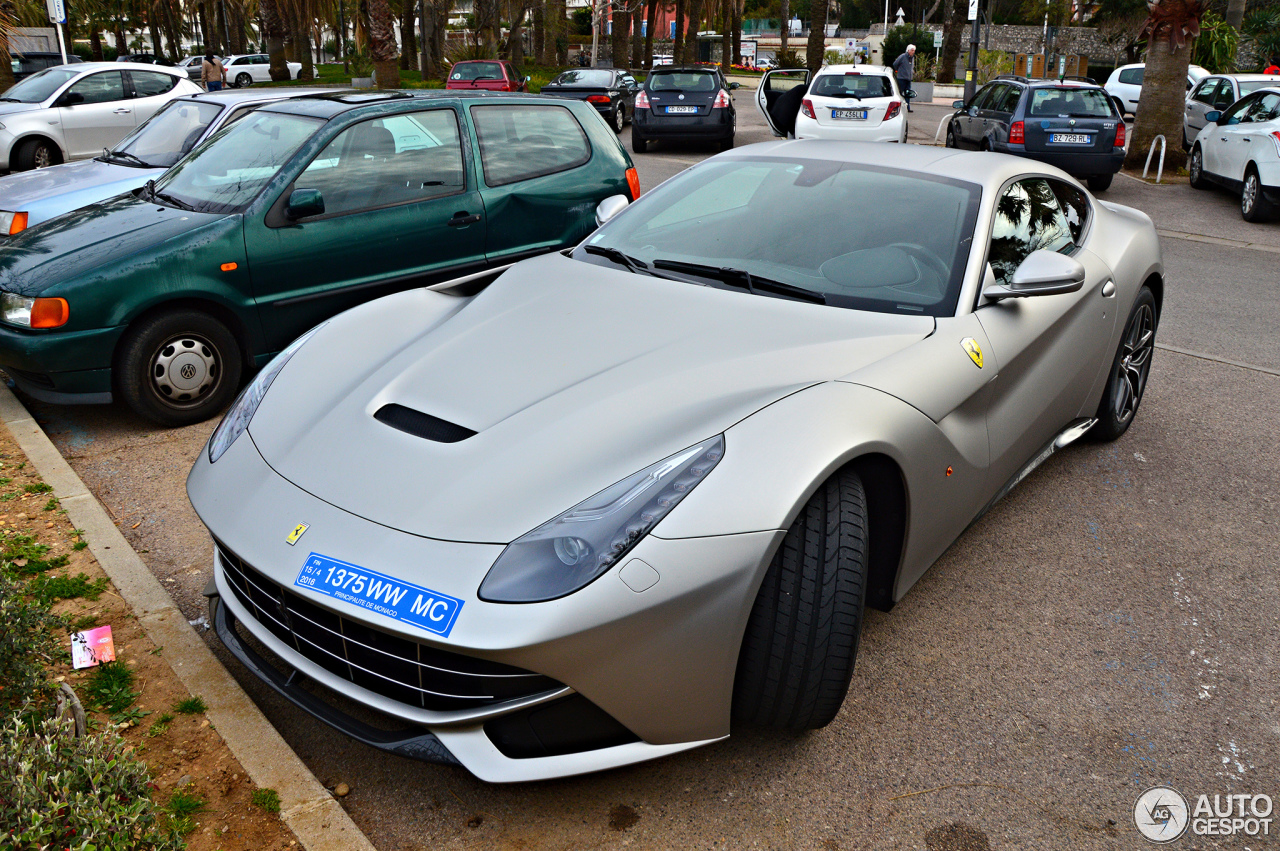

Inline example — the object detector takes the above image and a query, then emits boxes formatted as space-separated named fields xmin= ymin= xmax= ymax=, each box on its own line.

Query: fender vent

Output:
xmin=374 ymin=404 xmax=476 ymax=443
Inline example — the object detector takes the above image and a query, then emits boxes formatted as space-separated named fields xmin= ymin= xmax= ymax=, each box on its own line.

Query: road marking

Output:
xmin=1156 ymin=343 xmax=1280 ymax=376
xmin=1157 ymin=228 xmax=1280 ymax=255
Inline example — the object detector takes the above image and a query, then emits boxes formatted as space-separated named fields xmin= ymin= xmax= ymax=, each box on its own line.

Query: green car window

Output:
xmin=152 ymin=111 xmax=321 ymax=214
xmin=470 ymin=104 xmax=590 ymax=187
xmin=294 ymin=109 xmax=466 ymax=217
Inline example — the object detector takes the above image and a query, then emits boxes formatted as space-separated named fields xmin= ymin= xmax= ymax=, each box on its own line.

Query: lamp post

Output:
xmin=963 ymin=0 xmax=979 ymax=102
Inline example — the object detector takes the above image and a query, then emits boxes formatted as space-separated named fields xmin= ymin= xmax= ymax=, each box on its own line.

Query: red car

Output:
xmin=446 ymin=60 xmax=529 ymax=93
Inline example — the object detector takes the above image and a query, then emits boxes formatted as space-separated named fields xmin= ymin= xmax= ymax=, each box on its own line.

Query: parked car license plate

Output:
xmin=832 ymin=109 xmax=868 ymax=120
xmin=1051 ymin=133 xmax=1092 ymax=144
xmin=294 ymin=553 xmax=464 ymax=637
xmin=665 ymin=106 xmax=698 ymax=114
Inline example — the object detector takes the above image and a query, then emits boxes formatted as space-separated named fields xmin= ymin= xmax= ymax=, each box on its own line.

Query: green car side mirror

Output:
xmin=285 ymin=188 xmax=325 ymax=220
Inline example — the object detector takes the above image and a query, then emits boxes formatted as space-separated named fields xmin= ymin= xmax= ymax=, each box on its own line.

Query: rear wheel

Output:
xmin=116 ymin=310 xmax=243 ymax=427
xmin=12 ymin=137 xmax=60 ymax=171
xmin=1087 ymin=173 xmax=1113 ymax=192
xmin=1189 ymin=145 xmax=1210 ymax=189
xmin=631 ymin=130 xmax=648 ymax=153
xmin=235 ymin=72 xmax=252 ymax=88
xmin=611 ymin=105 xmax=625 ymax=132
xmin=732 ymin=467 xmax=868 ymax=731
xmin=945 ymin=123 xmax=958 ymax=148
xmin=1091 ymin=286 xmax=1157 ymax=442
xmin=719 ymin=132 xmax=735 ymax=152
xmin=1241 ymin=167 xmax=1274 ymax=222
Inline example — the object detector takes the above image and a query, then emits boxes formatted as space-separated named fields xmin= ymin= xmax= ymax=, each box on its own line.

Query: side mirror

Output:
xmin=1205 ymin=110 xmax=1221 ymax=124
xmin=983 ymin=250 xmax=1086 ymax=300
xmin=729 ymin=81 xmax=741 ymax=90
xmin=952 ymin=99 xmax=966 ymax=109
xmin=525 ymin=75 xmax=532 ymax=82
xmin=904 ymin=89 xmax=917 ymax=99
xmin=595 ymin=193 xmax=629 ymax=226
xmin=285 ymin=188 xmax=325 ymax=220
xmin=56 ymin=91 xmax=85 ymax=107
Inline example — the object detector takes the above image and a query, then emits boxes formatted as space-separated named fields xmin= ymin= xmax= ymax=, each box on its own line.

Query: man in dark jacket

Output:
xmin=893 ymin=44 xmax=916 ymax=112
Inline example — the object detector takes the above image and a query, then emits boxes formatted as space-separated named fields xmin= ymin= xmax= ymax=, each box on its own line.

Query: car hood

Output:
xmin=0 ymin=102 xmax=44 ymax=118
xmin=0 ymin=158 xmax=162 ymax=213
xmin=0 ymin=193 xmax=226 ymax=295
xmin=249 ymin=252 xmax=934 ymax=543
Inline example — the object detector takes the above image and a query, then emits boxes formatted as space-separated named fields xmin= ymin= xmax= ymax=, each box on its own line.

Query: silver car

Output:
xmin=188 ymin=142 xmax=1163 ymax=782
xmin=1 ymin=61 xmax=201 ymax=172
xmin=0 ymin=88 xmax=341 ymax=237
xmin=1184 ymin=73 xmax=1280 ymax=147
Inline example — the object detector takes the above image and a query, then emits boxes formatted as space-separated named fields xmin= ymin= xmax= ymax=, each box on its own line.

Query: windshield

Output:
xmin=1028 ymin=87 xmax=1114 ymax=117
xmin=1 ymin=67 xmax=79 ymax=103
xmin=110 ymin=99 xmax=223 ymax=168
xmin=151 ymin=110 xmax=320 ymax=214
xmin=550 ymin=69 xmax=614 ymax=86
xmin=1240 ymin=81 xmax=1280 ymax=97
xmin=451 ymin=62 xmax=502 ymax=81
xmin=578 ymin=158 xmax=981 ymax=317
xmin=811 ymin=73 xmax=894 ymax=98
xmin=648 ymin=71 xmax=718 ymax=92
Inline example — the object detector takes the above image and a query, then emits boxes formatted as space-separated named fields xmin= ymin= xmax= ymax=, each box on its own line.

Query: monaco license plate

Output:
xmin=1051 ymin=132 xmax=1092 ymax=144
xmin=665 ymin=105 xmax=698 ymax=114
xmin=833 ymin=108 xmax=868 ymax=120
xmin=294 ymin=553 xmax=463 ymax=638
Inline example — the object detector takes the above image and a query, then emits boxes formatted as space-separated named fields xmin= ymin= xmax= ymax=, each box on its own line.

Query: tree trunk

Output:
xmin=553 ymin=0 xmax=568 ymax=64
xmin=434 ymin=4 xmax=449 ymax=67
xmin=683 ymin=0 xmax=702 ymax=63
xmin=1225 ymin=0 xmax=1244 ymax=30
xmin=631 ymin=2 xmax=643 ymax=67
xmin=231 ymin=5 xmax=248 ymax=53
xmin=1124 ymin=33 xmax=1191 ymax=170
xmin=508 ymin=1 xmax=526 ymax=67
xmin=731 ymin=0 xmax=742 ymax=65
xmin=806 ymin=0 xmax=828 ymax=72
xmin=612 ymin=6 xmax=630 ymax=69
xmin=364 ymin=0 xmax=402 ymax=85
xmin=721 ymin=4 xmax=731 ymax=69
xmin=151 ymin=22 xmax=164 ymax=58
xmin=673 ymin=0 xmax=685 ymax=60
xmin=401 ymin=0 xmax=418 ymax=70
xmin=780 ymin=0 xmax=789 ymax=57
xmin=475 ymin=0 xmax=500 ymax=56
xmin=937 ymin=0 xmax=966 ymax=84
xmin=295 ymin=12 xmax=316 ymax=79
xmin=260 ymin=0 xmax=291 ymax=81
xmin=90 ymin=30 xmax=104 ymax=61
xmin=162 ymin=1 xmax=183 ymax=62
xmin=533 ymin=3 xmax=545 ymax=62
xmin=643 ymin=0 xmax=656 ymax=67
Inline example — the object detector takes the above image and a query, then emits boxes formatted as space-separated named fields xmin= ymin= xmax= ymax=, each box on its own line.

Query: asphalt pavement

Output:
xmin=13 ymin=98 xmax=1280 ymax=850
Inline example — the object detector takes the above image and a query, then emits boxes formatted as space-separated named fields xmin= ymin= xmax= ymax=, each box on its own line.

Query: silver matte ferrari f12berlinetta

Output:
xmin=187 ymin=141 xmax=1163 ymax=782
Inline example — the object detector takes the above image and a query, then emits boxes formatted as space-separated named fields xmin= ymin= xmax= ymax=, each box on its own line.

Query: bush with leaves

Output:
xmin=1243 ymin=7 xmax=1280 ymax=71
xmin=0 ymin=714 xmax=183 ymax=851
xmin=776 ymin=48 xmax=805 ymax=69
xmin=0 ymin=573 xmax=64 ymax=713
xmin=1193 ymin=11 xmax=1238 ymax=73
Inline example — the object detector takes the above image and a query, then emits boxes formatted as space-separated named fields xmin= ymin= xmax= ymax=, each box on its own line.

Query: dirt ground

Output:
xmin=0 ymin=426 xmax=300 ymax=851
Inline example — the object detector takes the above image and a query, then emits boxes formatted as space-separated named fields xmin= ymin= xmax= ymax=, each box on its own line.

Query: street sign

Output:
xmin=968 ymin=0 xmax=979 ymax=21
xmin=46 ymin=0 xmax=66 ymax=24
xmin=934 ymin=30 xmax=944 ymax=47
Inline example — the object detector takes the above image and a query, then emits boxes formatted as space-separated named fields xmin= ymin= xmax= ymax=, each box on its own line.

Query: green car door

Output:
xmin=243 ymin=102 xmax=487 ymax=353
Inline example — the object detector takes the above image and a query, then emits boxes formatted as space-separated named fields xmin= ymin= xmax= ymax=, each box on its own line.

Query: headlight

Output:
xmin=207 ymin=322 xmax=326 ymax=463
xmin=1 ymin=293 xmax=68 ymax=328
xmin=478 ymin=435 xmax=725 ymax=603
xmin=0 ymin=212 xmax=28 ymax=235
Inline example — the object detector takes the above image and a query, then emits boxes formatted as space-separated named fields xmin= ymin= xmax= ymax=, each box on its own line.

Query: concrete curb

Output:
xmin=0 ymin=385 xmax=376 ymax=851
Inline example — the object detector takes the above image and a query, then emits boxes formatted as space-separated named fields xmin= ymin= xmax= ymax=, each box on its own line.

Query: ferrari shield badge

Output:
xmin=285 ymin=523 xmax=309 ymax=546
xmin=961 ymin=338 xmax=983 ymax=369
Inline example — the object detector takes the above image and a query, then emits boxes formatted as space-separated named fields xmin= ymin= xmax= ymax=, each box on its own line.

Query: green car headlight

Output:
xmin=478 ymin=435 xmax=725 ymax=603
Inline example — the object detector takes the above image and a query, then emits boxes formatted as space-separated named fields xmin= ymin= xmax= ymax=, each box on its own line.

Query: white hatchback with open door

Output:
xmin=793 ymin=65 xmax=908 ymax=143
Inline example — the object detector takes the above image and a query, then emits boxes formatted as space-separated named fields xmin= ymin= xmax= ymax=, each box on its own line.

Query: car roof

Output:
xmin=818 ymin=64 xmax=892 ymax=75
xmin=178 ymin=87 xmax=346 ymax=106
xmin=66 ymin=61 xmax=186 ymax=76
xmin=651 ymin=65 xmax=720 ymax=73
xmin=1213 ymin=73 xmax=1280 ymax=81
xmin=259 ymin=89 xmax=582 ymax=120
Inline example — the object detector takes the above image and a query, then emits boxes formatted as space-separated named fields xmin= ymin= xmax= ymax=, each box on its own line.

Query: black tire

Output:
xmin=12 ymin=137 xmax=60 ymax=171
xmin=1091 ymin=286 xmax=1157 ymax=442
xmin=732 ymin=467 xmax=868 ymax=731
xmin=1113 ymin=96 xmax=1126 ymax=118
xmin=945 ymin=123 xmax=958 ymax=148
xmin=1087 ymin=173 xmax=1113 ymax=192
xmin=1188 ymin=145 xmax=1210 ymax=189
xmin=116 ymin=310 xmax=243 ymax=427
xmin=235 ymin=72 xmax=253 ymax=88
xmin=719 ymin=133 xmax=735 ymax=152
xmin=1240 ymin=167 xmax=1274 ymax=223
xmin=631 ymin=130 xmax=648 ymax=153
xmin=611 ymin=105 xmax=625 ymax=132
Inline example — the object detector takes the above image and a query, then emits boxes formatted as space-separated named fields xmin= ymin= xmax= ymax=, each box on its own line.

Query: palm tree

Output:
xmin=806 ymin=0 xmax=828 ymax=72
xmin=261 ymin=0 xmax=291 ymax=79
xmin=1124 ymin=0 xmax=1206 ymax=171
xmin=363 ymin=0 xmax=399 ymax=85
xmin=0 ymin=1 xmax=15 ymax=92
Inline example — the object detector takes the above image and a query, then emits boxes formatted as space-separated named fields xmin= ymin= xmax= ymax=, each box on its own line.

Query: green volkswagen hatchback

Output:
xmin=0 ymin=90 xmax=638 ymax=424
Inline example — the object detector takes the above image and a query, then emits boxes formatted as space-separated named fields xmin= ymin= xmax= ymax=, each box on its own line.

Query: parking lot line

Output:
xmin=1157 ymin=229 xmax=1280 ymax=255
xmin=1155 ymin=344 xmax=1280 ymax=377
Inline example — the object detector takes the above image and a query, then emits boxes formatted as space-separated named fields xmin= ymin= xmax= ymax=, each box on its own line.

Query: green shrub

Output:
xmin=0 ymin=714 xmax=183 ymax=851
xmin=0 ymin=575 xmax=64 ymax=712
xmin=23 ymin=483 xmax=52 ymax=494
xmin=84 ymin=662 xmax=140 ymax=717
xmin=251 ymin=787 xmax=281 ymax=813
xmin=164 ymin=789 xmax=206 ymax=835
xmin=173 ymin=695 xmax=207 ymax=715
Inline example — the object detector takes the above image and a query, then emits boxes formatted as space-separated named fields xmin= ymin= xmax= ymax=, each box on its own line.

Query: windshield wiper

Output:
xmin=0 ymin=97 xmax=22 ymax=102
xmin=583 ymin=244 xmax=653 ymax=275
xmin=105 ymin=149 xmax=153 ymax=168
xmin=153 ymin=189 xmax=195 ymax=211
xmin=651 ymin=259 xmax=827 ymax=304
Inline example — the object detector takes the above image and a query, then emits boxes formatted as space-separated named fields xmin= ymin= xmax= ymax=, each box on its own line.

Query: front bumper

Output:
xmin=996 ymin=143 xmax=1125 ymax=177
xmin=0 ymin=322 xmax=123 ymax=403
xmin=188 ymin=429 xmax=782 ymax=781
xmin=632 ymin=108 xmax=734 ymax=140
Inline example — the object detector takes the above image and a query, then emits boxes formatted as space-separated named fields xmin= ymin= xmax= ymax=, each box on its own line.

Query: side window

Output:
xmin=130 ymin=70 xmax=178 ymax=97
xmin=68 ymin=71 xmax=126 ymax=104
xmin=294 ymin=109 xmax=466 ymax=217
xmin=1118 ymin=67 xmax=1143 ymax=85
xmin=995 ymin=85 xmax=1022 ymax=113
xmin=971 ymin=84 xmax=998 ymax=110
xmin=1212 ymin=82 xmax=1236 ymax=110
xmin=1220 ymin=93 xmax=1257 ymax=124
xmin=1047 ymin=179 xmax=1089 ymax=243
xmin=471 ymin=104 xmax=591 ymax=186
xmin=1191 ymin=79 xmax=1217 ymax=105
xmin=987 ymin=178 xmax=1076 ymax=286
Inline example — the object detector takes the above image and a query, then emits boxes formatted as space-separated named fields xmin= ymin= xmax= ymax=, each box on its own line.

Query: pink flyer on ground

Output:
xmin=71 ymin=625 xmax=116 ymax=669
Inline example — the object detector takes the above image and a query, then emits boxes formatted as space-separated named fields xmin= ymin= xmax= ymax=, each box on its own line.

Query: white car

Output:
xmin=223 ymin=54 xmax=302 ymax=88
xmin=1184 ymin=73 xmax=1280 ymax=147
xmin=0 ymin=62 xmax=201 ymax=171
xmin=757 ymin=65 xmax=907 ymax=143
xmin=1188 ymin=87 xmax=1280 ymax=222
xmin=1104 ymin=62 xmax=1208 ymax=116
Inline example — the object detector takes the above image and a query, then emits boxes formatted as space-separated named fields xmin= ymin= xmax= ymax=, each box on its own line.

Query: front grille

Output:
xmin=217 ymin=542 xmax=562 ymax=712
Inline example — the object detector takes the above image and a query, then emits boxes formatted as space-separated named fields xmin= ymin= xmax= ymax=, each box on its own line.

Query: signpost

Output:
xmin=964 ymin=0 xmax=980 ymax=102
xmin=46 ymin=0 xmax=68 ymax=65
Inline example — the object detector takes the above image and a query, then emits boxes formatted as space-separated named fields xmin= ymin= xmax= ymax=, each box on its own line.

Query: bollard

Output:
xmin=1143 ymin=134 xmax=1166 ymax=184
xmin=935 ymin=115 xmax=952 ymax=145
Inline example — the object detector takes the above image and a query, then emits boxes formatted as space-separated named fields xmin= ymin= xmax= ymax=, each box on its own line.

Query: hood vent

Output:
xmin=374 ymin=404 xmax=476 ymax=443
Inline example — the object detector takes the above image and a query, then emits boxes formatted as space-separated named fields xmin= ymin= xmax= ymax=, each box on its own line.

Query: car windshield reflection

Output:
xmin=1 ymin=67 xmax=80 ymax=103
xmin=109 ymin=100 xmax=224 ymax=168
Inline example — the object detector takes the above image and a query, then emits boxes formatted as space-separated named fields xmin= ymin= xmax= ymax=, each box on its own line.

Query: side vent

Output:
xmin=374 ymin=404 xmax=476 ymax=443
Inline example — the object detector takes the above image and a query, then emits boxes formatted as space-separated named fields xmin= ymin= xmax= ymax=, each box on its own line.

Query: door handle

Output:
xmin=1221 ymin=137 xmax=1229 ymax=142
xmin=448 ymin=212 xmax=481 ymax=227
xmin=113 ymin=108 xmax=132 ymax=114
xmin=1101 ymin=280 xmax=1116 ymax=298
xmin=1243 ymin=137 xmax=1252 ymax=143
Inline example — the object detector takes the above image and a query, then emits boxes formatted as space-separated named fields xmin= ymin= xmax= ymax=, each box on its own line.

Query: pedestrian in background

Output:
xmin=893 ymin=44 xmax=916 ymax=112
xmin=1265 ymin=55 xmax=1280 ymax=75
xmin=202 ymin=52 xmax=227 ymax=91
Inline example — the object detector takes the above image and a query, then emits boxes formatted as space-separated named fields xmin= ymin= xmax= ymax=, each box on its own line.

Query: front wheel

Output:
xmin=945 ymin=123 xmax=958 ymax=148
xmin=116 ymin=310 xmax=243 ymax=427
xmin=1241 ymin=168 xmax=1274 ymax=223
xmin=235 ymin=72 xmax=253 ymax=88
xmin=1188 ymin=145 xmax=1210 ymax=189
xmin=12 ymin=137 xmax=60 ymax=171
xmin=611 ymin=106 xmax=625 ymax=132
xmin=1087 ymin=173 xmax=1113 ymax=192
xmin=732 ymin=467 xmax=868 ymax=731
xmin=1091 ymin=287 xmax=1157 ymax=442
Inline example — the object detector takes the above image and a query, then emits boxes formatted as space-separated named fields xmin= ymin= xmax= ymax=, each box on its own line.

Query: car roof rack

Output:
xmin=1060 ymin=75 xmax=1098 ymax=84
xmin=995 ymin=74 xmax=1030 ymax=83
